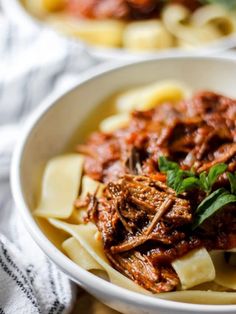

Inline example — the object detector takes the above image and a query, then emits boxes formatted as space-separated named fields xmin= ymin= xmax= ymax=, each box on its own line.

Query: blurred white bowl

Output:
xmin=3 ymin=0 xmax=236 ymax=60
xmin=11 ymin=55 xmax=236 ymax=314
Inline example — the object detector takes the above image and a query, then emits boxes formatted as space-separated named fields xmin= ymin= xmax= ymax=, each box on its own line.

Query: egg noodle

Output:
xmin=22 ymin=0 xmax=236 ymax=51
xmin=34 ymin=80 xmax=236 ymax=304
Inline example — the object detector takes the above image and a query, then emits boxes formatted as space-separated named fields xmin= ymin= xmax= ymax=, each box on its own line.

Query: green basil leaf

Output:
xmin=160 ymin=155 xmax=197 ymax=194
xmin=173 ymin=170 xmax=185 ymax=192
xmin=166 ymin=169 xmax=179 ymax=189
xmin=167 ymin=169 xmax=197 ymax=194
xmin=198 ymin=164 xmax=227 ymax=194
xmin=159 ymin=157 xmax=227 ymax=196
xmin=195 ymin=188 xmax=226 ymax=214
xmin=158 ymin=156 xmax=179 ymax=173
xmin=192 ymin=188 xmax=236 ymax=229
xmin=199 ymin=171 xmax=209 ymax=192
xmin=177 ymin=177 xmax=200 ymax=194
xmin=207 ymin=163 xmax=227 ymax=190
xmin=182 ymin=170 xmax=196 ymax=177
xmin=227 ymin=172 xmax=236 ymax=194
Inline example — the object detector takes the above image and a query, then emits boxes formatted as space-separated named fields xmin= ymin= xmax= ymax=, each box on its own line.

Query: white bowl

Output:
xmin=3 ymin=0 xmax=236 ymax=60
xmin=11 ymin=56 xmax=236 ymax=314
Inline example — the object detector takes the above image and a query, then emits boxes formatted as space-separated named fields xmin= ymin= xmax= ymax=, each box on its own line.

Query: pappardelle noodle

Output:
xmin=35 ymin=80 xmax=236 ymax=304
xmin=22 ymin=0 xmax=236 ymax=51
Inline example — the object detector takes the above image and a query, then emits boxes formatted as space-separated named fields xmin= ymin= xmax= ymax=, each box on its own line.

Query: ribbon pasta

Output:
xmin=116 ymin=80 xmax=191 ymax=113
xmin=99 ymin=113 xmax=130 ymax=133
xmin=46 ymin=16 xmax=126 ymax=47
xmin=162 ymin=5 xmax=222 ymax=48
xmin=62 ymin=236 xmax=103 ymax=271
xmin=172 ymin=248 xmax=215 ymax=290
xmin=123 ymin=20 xmax=174 ymax=51
xmin=211 ymin=251 xmax=236 ymax=290
xmin=191 ymin=4 xmax=236 ymax=36
xmin=34 ymin=154 xmax=84 ymax=219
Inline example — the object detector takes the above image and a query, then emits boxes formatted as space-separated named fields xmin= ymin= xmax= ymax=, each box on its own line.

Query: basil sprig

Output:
xmin=192 ymin=188 xmax=236 ymax=229
xmin=198 ymin=163 xmax=227 ymax=195
xmin=158 ymin=156 xmax=236 ymax=229
xmin=158 ymin=156 xmax=197 ymax=194
xmin=158 ymin=156 xmax=226 ymax=195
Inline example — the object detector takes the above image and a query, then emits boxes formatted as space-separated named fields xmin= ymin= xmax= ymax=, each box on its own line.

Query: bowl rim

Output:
xmin=3 ymin=0 xmax=236 ymax=60
xmin=11 ymin=55 xmax=236 ymax=312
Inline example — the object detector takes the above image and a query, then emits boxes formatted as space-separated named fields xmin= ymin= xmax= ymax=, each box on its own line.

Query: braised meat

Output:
xmin=66 ymin=0 xmax=202 ymax=20
xmin=75 ymin=91 xmax=236 ymax=293
xmin=78 ymin=92 xmax=236 ymax=182
xmin=86 ymin=174 xmax=193 ymax=292
xmin=108 ymin=251 xmax=179 ymax=293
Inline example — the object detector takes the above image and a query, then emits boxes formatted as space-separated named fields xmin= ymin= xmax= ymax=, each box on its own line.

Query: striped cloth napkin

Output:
xmin=0 ymin=11 xmax=113 ymax=314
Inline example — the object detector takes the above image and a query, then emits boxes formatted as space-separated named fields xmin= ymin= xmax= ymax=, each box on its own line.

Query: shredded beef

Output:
xmin=84 ymin=174 xmax=193 ymax=292
xmin=75 ymin=91 xmax=236 ymax=293
xmin=66 ymin=0 xmax=202 ymax=20
xmin=78 ymin=92 xmax=236 ymax=182
xmin=108 ymin=250 xmax=179 ymax=292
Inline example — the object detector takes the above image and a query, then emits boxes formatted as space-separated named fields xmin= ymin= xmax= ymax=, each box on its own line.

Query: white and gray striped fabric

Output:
xmin=0 ymin=12 xmax=99 ymax=314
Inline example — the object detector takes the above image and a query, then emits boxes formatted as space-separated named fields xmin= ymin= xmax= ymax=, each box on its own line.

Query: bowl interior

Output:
xmin=15 ymin=56 xmax=236 ymax=312
xmin=20 ymin=55 xmax=236 ymax=240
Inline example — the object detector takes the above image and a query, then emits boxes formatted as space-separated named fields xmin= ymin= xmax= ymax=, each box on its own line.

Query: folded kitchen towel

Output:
xmin=0 ymin=227 xmax=74 ymax=314
xmin=0 ymin=9 xmax=100 ymax=314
